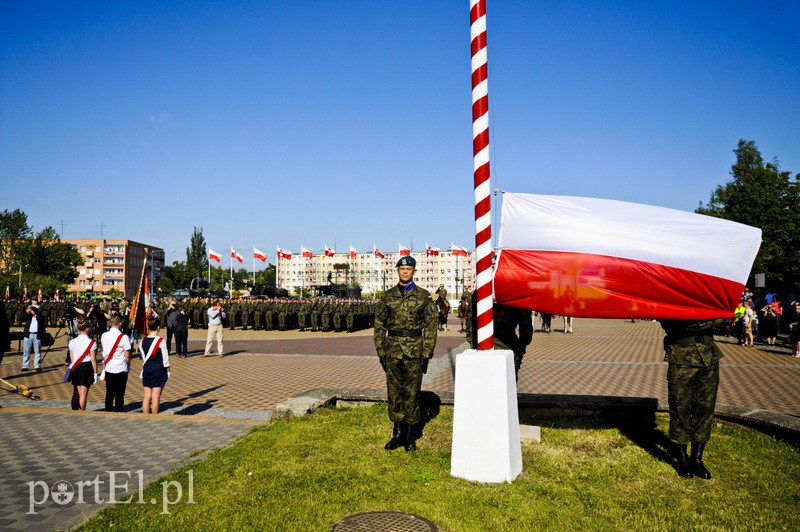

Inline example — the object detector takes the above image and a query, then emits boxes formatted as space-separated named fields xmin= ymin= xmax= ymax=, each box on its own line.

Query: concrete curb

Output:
xmin=277 ymin=386 xmax=800 ymax=443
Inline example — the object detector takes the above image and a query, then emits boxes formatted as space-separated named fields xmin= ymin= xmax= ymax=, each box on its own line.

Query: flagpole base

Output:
xmin=450 ymin=348 xmax=522 ymax=483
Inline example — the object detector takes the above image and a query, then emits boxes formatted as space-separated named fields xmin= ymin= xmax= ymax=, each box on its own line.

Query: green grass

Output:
xmin=82 ymin=405 xmax=800 ymax=531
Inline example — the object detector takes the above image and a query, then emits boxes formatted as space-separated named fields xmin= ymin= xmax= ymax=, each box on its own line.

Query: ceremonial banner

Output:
xmin=495 ymin=193 xmax=762 ymax=320
xmin=254 ymin=247 xmax=267 ymax=262
xmin=209 ymin=248 xmax=222 ymax=263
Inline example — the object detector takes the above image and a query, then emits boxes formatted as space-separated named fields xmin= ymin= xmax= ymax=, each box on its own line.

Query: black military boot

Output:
xmin=384 ymin=422 xmax=404 ymax=450
xmin=675 ymin=444 xmax=693 ymax=478
xmin=403 ymin=422 xmax=417 ymax=452
xmin=690 ymin=440 xmax=712 ymax=479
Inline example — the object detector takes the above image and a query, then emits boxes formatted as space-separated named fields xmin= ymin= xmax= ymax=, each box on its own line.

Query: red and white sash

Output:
xmin=139 ymin=337 xmax=163 ymax=379
xmin=100 ymin=333 xmax=125 ymax=382
xmin=64 ymin=340 xmax=95 ymax=382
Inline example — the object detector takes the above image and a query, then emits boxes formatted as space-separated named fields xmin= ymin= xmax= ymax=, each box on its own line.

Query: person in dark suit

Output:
xmin=0 ymin=300 xmax=11 ymax=365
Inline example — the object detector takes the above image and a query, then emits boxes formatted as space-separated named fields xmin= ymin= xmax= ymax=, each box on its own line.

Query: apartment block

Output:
xmin=275 ymin=250 xmax=474 ymax=299
xmin=67 ymin=239 xmax=164 ymax=299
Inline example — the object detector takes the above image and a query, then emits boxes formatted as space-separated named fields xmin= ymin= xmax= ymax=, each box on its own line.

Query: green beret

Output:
xmin=396 ymin=256 xmax=416 ymax=268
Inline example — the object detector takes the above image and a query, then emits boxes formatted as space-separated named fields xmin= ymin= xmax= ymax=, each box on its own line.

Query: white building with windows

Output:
xmin=275 ymin=250 xmax=474 ymax=298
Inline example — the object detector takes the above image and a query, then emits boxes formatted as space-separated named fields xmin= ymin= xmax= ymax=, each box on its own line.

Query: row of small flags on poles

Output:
xmin=4 ymin=286 xmax=60 ymax=301
xmin=207 ymin=244 xmax=470 ymax=263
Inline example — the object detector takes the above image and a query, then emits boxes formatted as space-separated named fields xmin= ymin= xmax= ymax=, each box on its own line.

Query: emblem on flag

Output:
xmin=324 ymin=245 xmax=335 ymax=257
xmin=426 ymin=244 xmax=440 ymax=257
xmin=277 ymin=247 xmax=292 ymax=260
xmin=373 ymin=245 xmax=386 ymax=259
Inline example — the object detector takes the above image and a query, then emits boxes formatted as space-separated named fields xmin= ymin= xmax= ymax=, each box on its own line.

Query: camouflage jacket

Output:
xmin=374 ymin=283 xmax=438 ymax=360
xmin=659 ymin=319 xmax=724 ymax=367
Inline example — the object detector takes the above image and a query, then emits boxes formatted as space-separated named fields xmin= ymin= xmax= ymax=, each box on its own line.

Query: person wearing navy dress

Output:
xmin=140 ymin=317 xmax=170 ymax=414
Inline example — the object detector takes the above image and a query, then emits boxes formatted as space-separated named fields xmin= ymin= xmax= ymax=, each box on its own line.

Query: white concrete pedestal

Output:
xmin=450 ymin=348 xmax=522 ymax=483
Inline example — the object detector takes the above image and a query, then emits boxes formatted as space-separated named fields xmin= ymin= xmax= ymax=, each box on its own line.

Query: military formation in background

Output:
xmin=3 ymin=297 xmax=377 ymax=335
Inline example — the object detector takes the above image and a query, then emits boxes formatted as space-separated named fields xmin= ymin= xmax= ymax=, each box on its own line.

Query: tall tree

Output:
xmin=697 ymin=139 xmax=800 ymax=292
xmin=186 ymin=226 xmax=208 ymax=274
xmin=0 ymin=208 xmax=33 ymax=272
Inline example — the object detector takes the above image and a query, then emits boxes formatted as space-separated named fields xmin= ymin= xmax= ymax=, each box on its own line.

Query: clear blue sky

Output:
xmin=2 ymin=1 xmax=798 ymax=266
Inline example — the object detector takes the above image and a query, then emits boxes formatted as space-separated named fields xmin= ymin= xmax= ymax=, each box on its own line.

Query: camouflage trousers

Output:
xmin=667 ymin=362 xmax=720 ymax=444
xmin=385 ymin=356 xmax=424 ymax=425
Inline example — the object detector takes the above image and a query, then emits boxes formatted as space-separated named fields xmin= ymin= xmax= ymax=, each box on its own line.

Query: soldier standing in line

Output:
xmin=465 ymin=295 xmax=533 ymax=380
xmin=659 ymin=318 xmax=724 ymax=479
xmin=374 ymin=256 xmax=438 ymax=452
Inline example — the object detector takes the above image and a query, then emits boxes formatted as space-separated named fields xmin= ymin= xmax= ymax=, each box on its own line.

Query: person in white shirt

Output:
xmin=22 ymin=305 xmax=46 ymax=371
xmin=203 ymin=300 xmax=226 ymax=358
xmin=100 ymin=314 xmax=132 ymax=412
xmin=67 ymin=321 xmax=97 ymax=411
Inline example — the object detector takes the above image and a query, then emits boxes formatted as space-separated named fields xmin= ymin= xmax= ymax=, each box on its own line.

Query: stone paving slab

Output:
xmin=0 ymin=407 xmax=255 ymax=531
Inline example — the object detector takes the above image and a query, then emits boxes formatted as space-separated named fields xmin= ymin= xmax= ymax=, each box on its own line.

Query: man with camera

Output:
xmin=22 ymin=305 xmax=47 ymax=371
xmin=203 ymin=300 xmax=226 ymax=358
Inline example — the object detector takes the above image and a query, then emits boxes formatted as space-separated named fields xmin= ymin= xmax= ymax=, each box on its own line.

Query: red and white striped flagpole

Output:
xmin=470 ymin=0 xmax=493 ymax=351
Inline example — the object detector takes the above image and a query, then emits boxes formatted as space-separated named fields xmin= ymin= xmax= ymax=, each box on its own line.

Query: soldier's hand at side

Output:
xmin=421 ymin=358 xmax=429 ymax=374
xmin=379 ymin=355 xmax=387 ymax=372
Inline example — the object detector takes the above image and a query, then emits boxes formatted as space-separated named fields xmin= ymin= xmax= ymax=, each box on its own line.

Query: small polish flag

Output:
xmin=55 ymin=289 xmax=60 ymax=301
xmin=301 ymin=245 xmax=313 ymax=258
xmin=4 ymin=286 xmax=8 ymax=299
xmin=277 ymin=247 xmax=292 ymax=260
xmin=373 ymin=245 xmax=386 ymax=259
xmin=231 ymin=247 xmax=244 ymax=263
xmin=426 ymin=243 xmax=440 ymax=256
xmin=451 ymin=243 xmax=468 ymax=257
xmin=38 ymin=288 xmax=43 ymax=300
xmin=495 ymin=193 xmax=762 ymax=320
xmin=209 ymin=248 xmax=222 ymax=263
xmin=349 ymin=244 xmax=356 ymax=258
xmin=23 ymin=286 xmax=27 ymax=298
xmin=399 ymin=244 xmax=411 ymax=256
xmin=254 ymin=247 xmax=267 ymax=262
xmin=324 ymin=245 xmax=335 ymax=257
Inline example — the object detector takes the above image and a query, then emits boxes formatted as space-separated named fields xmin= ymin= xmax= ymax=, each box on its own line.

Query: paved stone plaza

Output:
xmin=1 ymin=317 xmax=799 ymax=530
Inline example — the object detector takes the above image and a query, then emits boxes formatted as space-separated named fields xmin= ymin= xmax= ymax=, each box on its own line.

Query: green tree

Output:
xmin=186 ymin=226 xmax=208 ymax=273
xmin=0 ymin=208 xmax=33 ymax=273
xmin=697 ymin=139 xmax=800 ymax=292
xmin=255 ymin=264 xmax=276 ymax=286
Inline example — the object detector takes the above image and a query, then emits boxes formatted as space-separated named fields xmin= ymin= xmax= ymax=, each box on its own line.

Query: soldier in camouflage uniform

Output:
xmin=374 ymin=256 xmax=438 ymax=452
xmin=465 ymin=295 xmax=533 ymax=379
xmin=659 ymin=319 xmax=723 ymax=479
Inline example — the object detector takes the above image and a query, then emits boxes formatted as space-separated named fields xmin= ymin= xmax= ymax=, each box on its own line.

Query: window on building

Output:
xmin=80 ymin=246 xmax=86 ymax=252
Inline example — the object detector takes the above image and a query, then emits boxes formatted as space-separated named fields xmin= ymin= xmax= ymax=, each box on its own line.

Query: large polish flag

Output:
xmin=324 ymin=245 xmax=335 ymax=257
xmin=277 ymin=247 xmax=292 ymax=260
xmin=399 ymin=244 xmax=411 ymax=256
xmin=495 ymin=193 xmax=762 ymax=320
xmin=254 ymin=247 xmax=267 ymax=262
xmin=209 ymin=248 xmax=222 ymax=263
xmin=231 ymin=247 xmax=244 ymax=263
xmin=349 ymin=244 xmax=357 ymax=258
xmin=301 ymin=245 xmax=313 ymax=258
